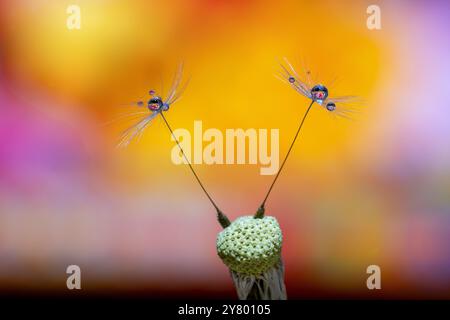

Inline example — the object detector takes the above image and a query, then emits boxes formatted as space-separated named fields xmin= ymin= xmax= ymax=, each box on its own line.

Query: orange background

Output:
xmin=0 ymin=0 xmax=449 ymax=298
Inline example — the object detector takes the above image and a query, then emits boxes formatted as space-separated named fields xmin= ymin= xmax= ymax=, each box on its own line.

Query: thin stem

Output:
xmin=160 ymin=112 xmax=230 ymax=228
xmin=255 ymin=100 xmax=314 ymax=218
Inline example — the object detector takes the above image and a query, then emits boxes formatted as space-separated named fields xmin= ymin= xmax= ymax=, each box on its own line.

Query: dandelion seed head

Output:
xmin=230 ymin=261 xmax=287 ymax=300
xmin=216 ymin=216 xmax=282 ymax=275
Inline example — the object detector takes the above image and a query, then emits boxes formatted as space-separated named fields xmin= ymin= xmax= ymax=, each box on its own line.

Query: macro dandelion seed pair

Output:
xmin=115 ymin=59 xmax=359 ymax=300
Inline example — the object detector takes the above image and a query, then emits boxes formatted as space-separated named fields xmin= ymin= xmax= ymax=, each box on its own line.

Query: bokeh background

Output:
xmin=1 ymin=0 xmax=449 ymax=298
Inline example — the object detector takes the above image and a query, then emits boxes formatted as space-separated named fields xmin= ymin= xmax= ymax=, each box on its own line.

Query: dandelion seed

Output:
xmin=116 ymin=63 xmax=231 ymax=228
xmin=116 ymin=63 xmax=188 ymax=148
xmin=245 ymin=57 xmax=360 ymax=300
xmin=276 ymin=57 xmax=360 ymax=119
xmin=257 ymin=57 xmax=360 ymax=215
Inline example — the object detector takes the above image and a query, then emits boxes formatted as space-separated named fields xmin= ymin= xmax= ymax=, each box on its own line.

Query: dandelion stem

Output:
xmin=160 ymin=112 xmax=230 ymax=228
xmin=255 ymin=100 xmax=314 ymax=218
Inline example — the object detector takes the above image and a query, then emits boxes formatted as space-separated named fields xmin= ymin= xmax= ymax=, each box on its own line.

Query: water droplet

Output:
xmin=326 ymin=102 xmax=336 ymax=111
xmin=311 ymin=84 xmax=329 ymax=103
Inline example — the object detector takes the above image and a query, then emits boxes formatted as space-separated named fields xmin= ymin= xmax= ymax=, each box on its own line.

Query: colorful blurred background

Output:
xmin=1 ymin=0 xmax=449 ymax=298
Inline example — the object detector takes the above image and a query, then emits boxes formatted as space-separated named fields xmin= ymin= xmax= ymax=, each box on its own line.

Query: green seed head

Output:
xmin=216 ymin=216 xmax=283 ymax=275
